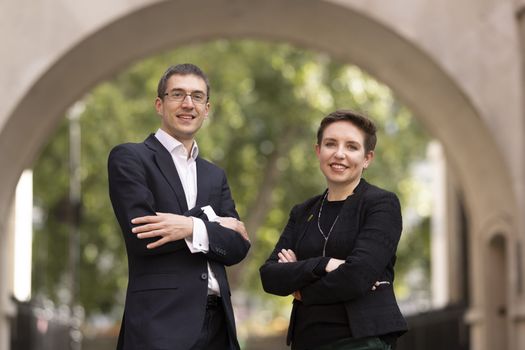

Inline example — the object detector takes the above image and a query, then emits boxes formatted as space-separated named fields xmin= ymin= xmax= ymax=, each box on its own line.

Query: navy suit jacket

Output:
xmin=108 ymin=134 xmax=250 ymax=350
xmin=260 ymin=179 xmax=407 ymax=345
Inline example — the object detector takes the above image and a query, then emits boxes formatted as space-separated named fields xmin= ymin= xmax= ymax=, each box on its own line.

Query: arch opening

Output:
xmin=0 ymin=1 xmax=518 ymax=349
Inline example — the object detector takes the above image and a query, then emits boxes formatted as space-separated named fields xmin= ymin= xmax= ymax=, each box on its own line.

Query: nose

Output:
xmin=181 ymin=94 xmax=195 ymax=108
xmin=334 ymin=146 xmax=345 ymax=159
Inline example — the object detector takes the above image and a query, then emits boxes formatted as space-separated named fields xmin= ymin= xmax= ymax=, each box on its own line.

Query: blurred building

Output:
xmin=0 ymin=0 xmax=524 ymax=349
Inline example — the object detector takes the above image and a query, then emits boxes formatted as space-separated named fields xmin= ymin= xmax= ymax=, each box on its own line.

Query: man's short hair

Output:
xmin=157 ymin=63 xmax=210 ymax=100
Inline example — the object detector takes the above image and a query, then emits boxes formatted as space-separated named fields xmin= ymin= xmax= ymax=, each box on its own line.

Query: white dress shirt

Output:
xmin=155 ymin=129 xmax=221 ymax=296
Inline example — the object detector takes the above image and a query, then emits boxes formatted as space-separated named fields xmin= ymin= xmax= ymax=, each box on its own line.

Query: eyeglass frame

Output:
xmin=163 ymin=88 xmax=208 ymax=105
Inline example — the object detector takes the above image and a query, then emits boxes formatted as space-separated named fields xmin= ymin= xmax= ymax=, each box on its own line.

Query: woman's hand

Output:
xmin=324 ymin=258 xmax=389 ymax=290
xmin=278 ymin=249 xmax=297 ymax=263
xmin=325 ymin=258 xmax=345 ymax=272
xmin=216 ymin=217 xmax=250 ymax=242
xmin=277 ymin=249 xmax=302 ymax=299
xmin=371 ymin=281 xmax=391 ymax=290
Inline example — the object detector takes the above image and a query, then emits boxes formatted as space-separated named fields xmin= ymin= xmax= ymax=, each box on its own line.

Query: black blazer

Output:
xmin=108 ymin=134 xmax=250 ymax=350
xmin=260 ymin=179 xmax=407 ymax=345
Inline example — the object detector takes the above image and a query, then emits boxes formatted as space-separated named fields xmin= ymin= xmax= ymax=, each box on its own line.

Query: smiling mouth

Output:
xmin=330 ymin=163 xmax=348 ymax=171
xmin=177 ymin=114 xmax=196 ymax=120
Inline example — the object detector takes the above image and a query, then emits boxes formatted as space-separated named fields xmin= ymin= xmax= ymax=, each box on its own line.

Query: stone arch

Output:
xmin=0 ymin=1 xmax=519 ymax=349
xmin=0 ymin=0 xmax=516 ymax=224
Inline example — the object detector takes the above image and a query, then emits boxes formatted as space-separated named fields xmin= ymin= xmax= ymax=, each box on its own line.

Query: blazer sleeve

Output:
xmin=300 ymin=192 xmax=403 ymax=305
xmin=259 ymin=204 xmax=328 ymax=296
xmin=108 ymin=144 xmax=187 ymax=256
xmin=204 ymin=169 xmax=250 ymax=266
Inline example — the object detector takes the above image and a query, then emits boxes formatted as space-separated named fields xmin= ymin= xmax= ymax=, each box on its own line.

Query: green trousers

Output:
xmin=313 ymin=336 xmax=392 ymax=350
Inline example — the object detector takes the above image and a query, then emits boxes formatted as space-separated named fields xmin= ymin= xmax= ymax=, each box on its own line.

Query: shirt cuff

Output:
xmin=184 ymin=217 xmax=209 ymax=253
xmin=201 ymin=205 xmax=219 ymax=222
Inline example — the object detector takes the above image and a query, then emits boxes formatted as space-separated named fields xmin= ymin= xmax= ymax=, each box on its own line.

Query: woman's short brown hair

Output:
xmin=316 ymin=109 xmax=377 ymax=153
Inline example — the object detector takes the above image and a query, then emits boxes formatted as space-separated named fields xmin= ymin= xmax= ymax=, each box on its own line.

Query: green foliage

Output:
xmin=32 ymin=40 xmax=431 ymax=318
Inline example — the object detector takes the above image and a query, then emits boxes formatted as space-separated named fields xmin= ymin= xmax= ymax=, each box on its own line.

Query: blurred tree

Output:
xmin=32 ymin=40 xmax=431 ymax=320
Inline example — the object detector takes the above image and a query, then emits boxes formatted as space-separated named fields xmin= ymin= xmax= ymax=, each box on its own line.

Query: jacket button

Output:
xmin=200 ymin=273 xmax=208 ymax=280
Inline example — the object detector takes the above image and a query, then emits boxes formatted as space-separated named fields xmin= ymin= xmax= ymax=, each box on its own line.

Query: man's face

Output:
xmin=155 ymin=74 xmax=209 ymax=143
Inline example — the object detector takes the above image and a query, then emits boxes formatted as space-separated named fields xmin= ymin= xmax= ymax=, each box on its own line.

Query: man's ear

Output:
xmin=204 ymin=102 xmax=210 ymax=119
xmin=154 ymin=97 xmax=163 ymax=116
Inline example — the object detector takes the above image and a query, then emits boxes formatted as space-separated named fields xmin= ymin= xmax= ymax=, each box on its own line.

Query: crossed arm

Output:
xmin=108 ymin=145 xmax=249 ymax=263
xmin=131 ymin=212 xmax=249 ymax=249
xmin=260 ymin=194 xmax=401 ymax=305
xmin=277 ymin=248 xmax=387 ymax=301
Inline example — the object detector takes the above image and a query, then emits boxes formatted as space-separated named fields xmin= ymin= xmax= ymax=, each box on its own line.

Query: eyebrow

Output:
xmin=323 ymin=138 xmax=361 ymax=145
xmin=168 ymin=88 xmax=206 ymax=94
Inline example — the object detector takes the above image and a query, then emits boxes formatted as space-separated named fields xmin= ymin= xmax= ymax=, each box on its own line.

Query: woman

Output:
xmin=260 ymin=110 xmax=407 ymax=350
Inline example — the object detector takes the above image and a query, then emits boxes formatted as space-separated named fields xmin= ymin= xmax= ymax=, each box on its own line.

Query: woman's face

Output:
xmin=315 ymin=120 xmax=374 ymax=190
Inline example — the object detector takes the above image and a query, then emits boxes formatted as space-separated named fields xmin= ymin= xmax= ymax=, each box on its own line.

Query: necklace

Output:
xmin=318 ymin=191 xmax=340 ymax=256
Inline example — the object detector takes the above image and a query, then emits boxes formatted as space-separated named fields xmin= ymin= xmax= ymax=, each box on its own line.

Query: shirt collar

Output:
xmin=155 ymin=128 xmax=199 ymax=160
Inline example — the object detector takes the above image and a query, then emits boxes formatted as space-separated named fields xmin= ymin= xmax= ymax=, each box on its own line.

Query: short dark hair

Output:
xmin=316 ymin=109 xmax=377 ymax=153
xmin=157 ymin=63 xmax=210 ymax=100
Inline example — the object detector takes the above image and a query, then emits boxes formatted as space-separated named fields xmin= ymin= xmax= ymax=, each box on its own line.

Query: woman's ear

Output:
xmin=363 ymin=150 xmax=375 ymax=169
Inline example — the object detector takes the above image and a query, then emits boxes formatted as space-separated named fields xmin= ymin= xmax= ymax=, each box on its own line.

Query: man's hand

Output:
xmin=278 ymin=248 xmax=297 ymax=263
xmin=216 ymin=217 xmax=250 ymax=242
xmin=131 ymin=212 xmax=193 ymax=249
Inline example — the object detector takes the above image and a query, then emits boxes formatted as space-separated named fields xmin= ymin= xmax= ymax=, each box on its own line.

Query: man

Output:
xmin=108 ymin=63 xmax=250 ymax=350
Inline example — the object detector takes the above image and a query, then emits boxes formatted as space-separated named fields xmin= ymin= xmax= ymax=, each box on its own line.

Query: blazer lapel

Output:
xmin=330 ymin=178 xmax=368 ymax=233
xmin=144 ymin=134 xmax=188 ymax=213
xmin=295 ymin=193 xmax=325 ymax=252
xmin=195 ymin=158 xmax=211 ymax=208
xmin=340 ymin=178 xmax=368 ymax=213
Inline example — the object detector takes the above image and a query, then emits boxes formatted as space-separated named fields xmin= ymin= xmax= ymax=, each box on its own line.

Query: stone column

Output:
xmin=513 ymin=2 xmax=525 ymax=350
xmin=0 ymin=199 xmax=16 ymax=350
xmin=429 ymin=142 xmax=463 ymax=308
xmin=464 ymin=227 xmax=487 ymax=350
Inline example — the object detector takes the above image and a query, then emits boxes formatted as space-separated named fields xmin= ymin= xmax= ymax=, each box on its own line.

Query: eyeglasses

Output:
xmin=164 ymin=89 xmax=207 ymax=104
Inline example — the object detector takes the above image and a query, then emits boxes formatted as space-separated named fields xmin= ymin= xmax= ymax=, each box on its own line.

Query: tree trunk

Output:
xmin=228 ymin=126 xmax=299 ymax=287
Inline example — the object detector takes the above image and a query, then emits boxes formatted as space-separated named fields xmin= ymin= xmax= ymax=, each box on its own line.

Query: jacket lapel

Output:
xmin=339 ymin=178 xmax=368 ymax=213
xmin=195 ymin=158 xmax=211 ymax=208
xmin=329 ymin=178 xmax=368 ymax=236
xmin=144 ymin=134 xmax=188 ymax=213
xmin=295 ymin=193 xmax=325 ymax=252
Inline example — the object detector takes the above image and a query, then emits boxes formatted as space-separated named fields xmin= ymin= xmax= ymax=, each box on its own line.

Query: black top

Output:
xmin=260 ymin=179 xmax=408 ymax=349
xmin=293 ymin=200 xmax=349 ymax=349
